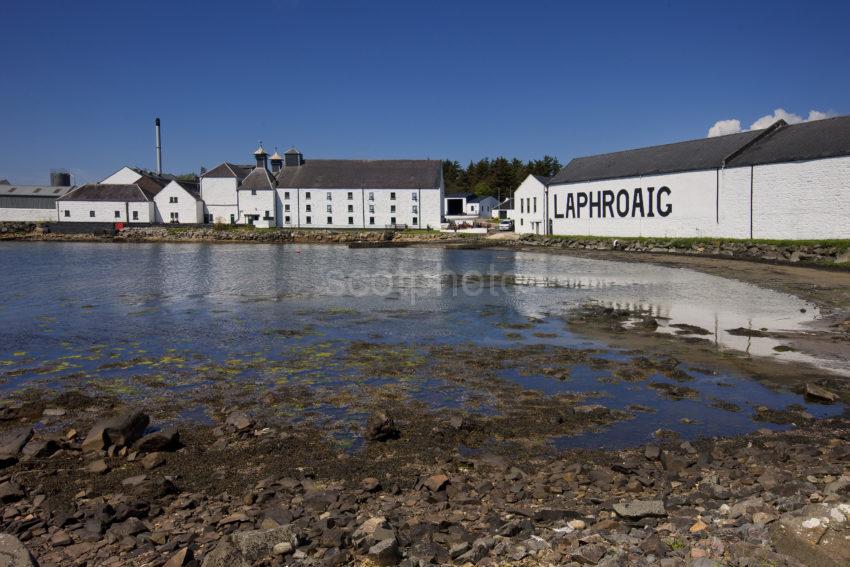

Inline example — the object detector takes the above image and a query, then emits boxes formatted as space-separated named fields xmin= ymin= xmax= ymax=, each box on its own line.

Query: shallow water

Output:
xmin=0 ymin=242 xmax=844 ymax=448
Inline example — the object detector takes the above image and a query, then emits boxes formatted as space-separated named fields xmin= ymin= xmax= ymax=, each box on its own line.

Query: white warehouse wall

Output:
xmin=0 ymin=208 xmax=58 ymax=222
xmin=750 ymin=156 xmax=850 ymax=239
xmin=58 ymin=201 xmax=154 ymax=223
xmin=547 ymin=170 xmax=731 ymax=238
xmin=100 ymin=167 xmax=143 ymax=185
xmin=201 ymin=178 xmax=239 ymax=224
xmin=514 ymin=176 xmax=546 ymax=234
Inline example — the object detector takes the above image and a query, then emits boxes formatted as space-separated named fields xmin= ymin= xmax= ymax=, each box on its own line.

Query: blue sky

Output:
xmin=1 ymin=0 xmax=848 ymax=184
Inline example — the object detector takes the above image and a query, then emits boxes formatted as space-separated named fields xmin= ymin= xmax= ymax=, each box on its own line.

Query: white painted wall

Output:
xmin=540 ymin=156 xmax=850 ymax=240
xmin=238 ymin=189 xmax=276 ymax=228
xmin=58 ymin=201 xmax=154 ymax=223
xmin=0 ymin=208 xmax=58 ymax=222
xmin=100 ymin=167 xmax=142 ymax=185
xmin=201 ymin=178 xmax=239 ymax=223
xmin=548 ymin=170 xmax=722 ymax=238
xmin=514 ymin=175 xmax=546 ymax=234
xmin=154 ymin=182 xmax=204 ymax=224
xmin=273 ymin=187 xmax=440 ymax=229
xmin=750 ymin=156 xmax=850 ymax=239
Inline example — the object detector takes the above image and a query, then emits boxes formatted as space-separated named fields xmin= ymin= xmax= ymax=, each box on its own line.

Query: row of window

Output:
xmin=275 ymin=191 xmax=418 ymax=202
xmin=519 ymin=196 xmax=537 ymax=214
xmin=63 ymin=210 xmax=141 ymax=220
xmin=281 ymin=204 xmax=418 ymax=214
xmin=283 ymin=216 xmax=416 ymax=226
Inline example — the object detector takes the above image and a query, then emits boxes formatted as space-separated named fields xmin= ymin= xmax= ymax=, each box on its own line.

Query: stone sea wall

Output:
xmin=518 ymin=234 xmax=850 ymax=265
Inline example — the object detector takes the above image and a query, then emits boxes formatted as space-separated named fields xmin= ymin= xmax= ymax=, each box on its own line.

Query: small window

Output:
xmin=285 ymin=215 xmax=291 ymax=223
xmin=520 ymin=200 xmax=524 ymax=213
xmin=412 ymin=205 xmax=418 ymax=214
xmin=170 ymin=196 xmax=178 ymax=204
xmin=412 ymin=193 xmax=418 ymax=201
xmin=390 ymin=192 xmax=396 ymax=200
xmin=285 ymin=204 xmax=290 ymax=212
xmin=348 ymin=216 xmax=354 ymax=225
xmin=306 ymin=204 xmax=312 ymax=212
xmin=63 ymin=210 xmax=69 ymax=217
xmin=264 ymin=210 xmax=270 ymax=219
xmin=170 ymin=212 xmax=179 ymax=222
xmin=369 ymin=216 xmax=374 ymax=225
xmin=251 ymin=189 xmax=257 ymax=196
xmin=230 ymin=214 xmax=235 ymax=224
xmin=89 ymin=210 xmax=95 ymax=218
xmin=390 ymin=217 xmax=396 ymax=225
xmin=284 ymin=191 xmax=290 ymax=199
xmin=306 ymin=216 xmax=311 ymax=224
xmin=390 ymin=205 xmax=396 ymax=213
xmin=305 ymin=192 xmax=311 ymax=200
xmin=133 ymin=211 xmax=139 ymax=220
xmin=326 ymin=204 xmax=332 ymax=213
xmin=369 ymin=205 xmax=375 ymax=214
xmin=347 ymin=192 xmax=353 ymax=200
xmin=326 ymin=192 xmax=332 ymax=201
xmin=533 ymin=197 xmax=537 ymax=213
xmin=347 ymin=205 xmax=353 ymax=213
xmin=368 ymin=192 xmax=374 ymax=201
xmin=412 ymin=217 xmax=418 ymax=225
xmin=327 ymin=216 xmax=332 ymax=224
xmin=114 ymin=210 xmax=120 ymax=218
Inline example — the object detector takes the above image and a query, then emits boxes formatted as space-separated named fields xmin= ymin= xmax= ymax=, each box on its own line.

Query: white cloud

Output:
xmin=707 ymin=108 xmax=835 ymax=137
xmin=707 ymin=119 xmax=742 ymax=138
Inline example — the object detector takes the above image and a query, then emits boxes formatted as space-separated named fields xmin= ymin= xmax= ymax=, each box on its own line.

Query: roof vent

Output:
xmin=284 ymin=147 xmax=304 ymax=167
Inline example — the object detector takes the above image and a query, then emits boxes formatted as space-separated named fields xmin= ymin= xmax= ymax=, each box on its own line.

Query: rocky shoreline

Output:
xmin=1 ymin=403 xmax=848 ymax=567
xmin=2 ymin=223 xmax=850 ymax=267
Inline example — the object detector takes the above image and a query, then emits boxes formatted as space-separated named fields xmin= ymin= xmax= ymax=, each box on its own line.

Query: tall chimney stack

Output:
xmin=155 ymin=118 xmax=162 ymax=175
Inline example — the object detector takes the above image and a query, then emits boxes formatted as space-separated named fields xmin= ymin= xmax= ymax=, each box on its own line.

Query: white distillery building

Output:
xmin=56 ymin=167 xmax=199 ymax=224
xmin=0 ymin=181 xmax=73 ymax=222
xmin=444 ymin=193 xmax=499 ymax=220
xmin=200 ymin=147 xmax=444 ymax=229
xmin=513 ymin=175 xmax=549 ymax=234
xmin=533 ymin=115 xmax=850 ymax=240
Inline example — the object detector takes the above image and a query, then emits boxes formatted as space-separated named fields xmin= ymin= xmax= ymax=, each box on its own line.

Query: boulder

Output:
xmin=803 ymin=383 xmax=839 ymax=403
xmin=0 ymin=480 xmax=24 ymax=504
xmin=225 ymin=411 xmax=254 ymax=431
xmin=424 ymin=474 xmax=449 ymax=492
xmin=613 ymin=500 xmax=667 ymax=519
xmin=163 ymin=548 xmax=194 ymax=567
xmin=365 ymin=411 xmax=400 ymax=442
xmin=82 ymin=411 xmax=150 ymax=452
xmin=134 ymin=429 xmax=180 ymax=452
xmin=21 ymin=439 xmax=60 ymax=459
xmin=201 ymin=541 xmax=250 ymax=567
xmin=230 ymin=525 xmax=298 ymax=561
xmin=0 ymin=427 xmax=33 ymax=456
xmin=770 ymin=504 xmax=850 ymax=567
xmin=0 ymin=534 xmax=37 ymax=567
xmin=368 ymin=538 xmax=401 ymax=566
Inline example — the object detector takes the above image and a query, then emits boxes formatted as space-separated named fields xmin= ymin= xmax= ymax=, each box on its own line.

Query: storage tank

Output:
xmin=50 ymin=169 xmax=71 ymax=187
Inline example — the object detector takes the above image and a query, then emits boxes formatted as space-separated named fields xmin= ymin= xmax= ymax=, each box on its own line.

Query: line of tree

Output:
xmin=442 ymin=156 xmax=562 ymax=201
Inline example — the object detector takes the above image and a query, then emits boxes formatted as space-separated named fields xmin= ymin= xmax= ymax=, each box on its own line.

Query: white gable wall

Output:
xmin=514 ymin=176 xmax=546 ymax=234
xmin=154 ymin=182 xmax=203 ymax=224
xmin=201 ymin=177 xmax=239 ymax=224
xmin=100 ymin=167 xmax=143 ymax=185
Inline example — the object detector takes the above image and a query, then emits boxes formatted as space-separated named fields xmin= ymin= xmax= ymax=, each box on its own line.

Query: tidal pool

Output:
xmin=0 ymin=241 xmax=844 ymax=449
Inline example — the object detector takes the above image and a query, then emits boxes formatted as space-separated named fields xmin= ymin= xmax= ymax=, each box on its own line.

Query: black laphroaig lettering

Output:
xmin=657 ymin=186 xmax=672 ymax=217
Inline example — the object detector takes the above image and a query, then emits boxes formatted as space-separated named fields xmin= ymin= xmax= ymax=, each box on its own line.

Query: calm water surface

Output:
xmin=0 ymin=242 xmax=844 ymax=448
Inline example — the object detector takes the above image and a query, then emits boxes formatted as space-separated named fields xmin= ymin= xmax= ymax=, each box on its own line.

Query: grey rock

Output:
xmin=0 ymin=480 xmax=24 ymax=504
xmin=82 ymin=410 xmax=150 ymax=452
xmin=163 ymin=548 xmax=193 ymax=567
xmin=368 ymin=538 xmax=401 ymax=566
xmin=201 ymin=540 xmax=250 ymax=567
xmin=230 ymin=525 xmax=297 ymax=561
xmin=612 ymin=499 xmax=666 ymax=519
xmin=365 ymin=411 xmax=400 ymax=442
xmin=134 ymin=428 xmax=180 ymax=452
xmin=803 ymin=383 xmax=839 ymax=403
xmin=21 ymin=439 xmax=59 ymax=459
xmin=225 ymin=411 xmax=254 ymax=431
xmin=0 ymin=427 xmax=33 ymax=456
xmin=0 ymin=534 xmax=37 ymax=567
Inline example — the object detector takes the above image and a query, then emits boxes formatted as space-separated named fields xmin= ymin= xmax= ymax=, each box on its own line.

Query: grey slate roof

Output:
xmin=275 ymin=160 xmax=441 ymax=189
xmin=0 ymin=185 xmax=73 ymax=198
xmin=59 ymin=184 xmax=151 ymax=202
xmin=726 ymin=115 xmax=850 ymax=167
xmin=169 ymin=180 xmax=201 ymax=200
xmin=202 ymin=162 xmax=249 ymax=179
xmin=532 ymin=175 xmax=551 ymax=184
xmin=444 ymin=192 xmax=476 ymax=199
xmin=239 ymin=167 xmax=277 ymax=191
xmin=550 ymin=128 xmax=769 ymax=185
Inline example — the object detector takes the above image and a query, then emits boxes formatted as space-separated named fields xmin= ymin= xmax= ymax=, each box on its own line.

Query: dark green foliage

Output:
xmin=442 ymin=156 xmax=563 ymax=199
